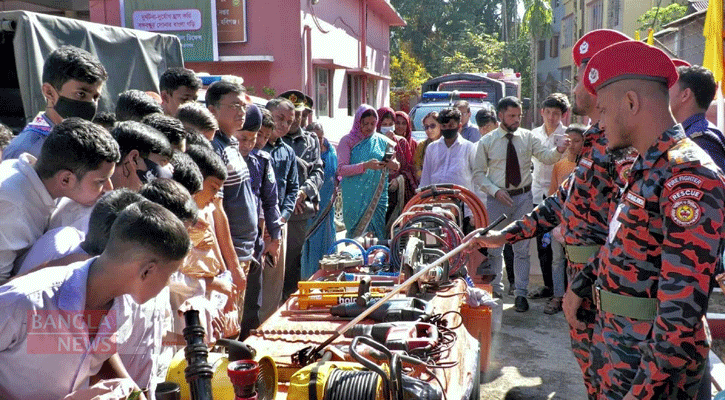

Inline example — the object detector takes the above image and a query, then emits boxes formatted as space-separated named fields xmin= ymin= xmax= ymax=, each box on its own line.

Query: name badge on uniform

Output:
xmin=625 ymin=192 xmax=645 ymax=208
xmin=608 ymin=203 xmax=624 ymax=243
xmin=580 ymin=158 xmax=593 ymax=169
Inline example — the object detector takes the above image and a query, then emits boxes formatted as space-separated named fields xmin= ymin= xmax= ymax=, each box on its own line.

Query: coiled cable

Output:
xmin=324 ymin=369 xmax=380 ymax=400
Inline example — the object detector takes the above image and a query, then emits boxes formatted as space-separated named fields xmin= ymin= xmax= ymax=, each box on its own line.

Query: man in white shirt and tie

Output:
xmin=473 ymin=96 xmax=569 ymax=311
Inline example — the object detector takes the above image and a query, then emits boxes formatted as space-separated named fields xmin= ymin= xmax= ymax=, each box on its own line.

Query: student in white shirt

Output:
xmin=529 ymin=93 xmax=570 ymax=300
xmin=15 ymin=182 xmax=198 ymax=394
xmin=0 ymin=118 xmax=119 ymax=284
xmin=0 ymin=200 xmax=190 ymax=400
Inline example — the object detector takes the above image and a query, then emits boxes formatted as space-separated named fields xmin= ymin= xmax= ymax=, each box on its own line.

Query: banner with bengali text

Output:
xmin=121 ymin=0 xmax=218 ymax=62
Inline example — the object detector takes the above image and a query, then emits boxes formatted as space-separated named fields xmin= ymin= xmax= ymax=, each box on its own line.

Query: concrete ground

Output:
xmin=479 ymin=274 xmax=588 ymax=400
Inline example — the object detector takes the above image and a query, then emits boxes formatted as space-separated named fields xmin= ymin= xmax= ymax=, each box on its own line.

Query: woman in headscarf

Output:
xmin=376 ymin=108 xmax=419 ymax=230
xmin=338 ymin=105 xmax=399 ymax=239
xmin=394 ymin=110 xmax=418 ymax=153
xmin=301 ymin=122 xmax=338 ymax=279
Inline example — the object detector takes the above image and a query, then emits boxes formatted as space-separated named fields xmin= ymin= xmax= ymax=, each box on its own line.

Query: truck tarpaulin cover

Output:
xmin=1 ymin=10 xmax=184 ymax=120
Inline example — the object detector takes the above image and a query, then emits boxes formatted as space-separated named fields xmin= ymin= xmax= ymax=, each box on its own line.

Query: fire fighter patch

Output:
xmin=670 ymin=199 xmax=701 ymax=227
xmin=665 ymin=174 xmax=704 ymax=190
xmin=669 ymin=188 xmax=704 ymax=202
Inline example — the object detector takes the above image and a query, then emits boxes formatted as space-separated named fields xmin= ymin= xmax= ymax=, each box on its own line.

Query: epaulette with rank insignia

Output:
xmin=667 ymin=139 xmax=704 ymax=167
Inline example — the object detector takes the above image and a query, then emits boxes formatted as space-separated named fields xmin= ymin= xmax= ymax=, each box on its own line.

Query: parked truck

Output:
xmin=0 ymin=11 xmax=184 ymax=131
xmin=421 ymin=69 xmax=523 ymax=110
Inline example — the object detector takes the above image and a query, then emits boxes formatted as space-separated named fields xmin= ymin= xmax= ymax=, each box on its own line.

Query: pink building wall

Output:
xmin=89 ymin=0 xmax=403 ymax=142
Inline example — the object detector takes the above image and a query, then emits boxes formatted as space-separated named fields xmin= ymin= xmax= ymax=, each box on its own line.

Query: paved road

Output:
xmin=479 ymin=278 xmax=588 ymax=400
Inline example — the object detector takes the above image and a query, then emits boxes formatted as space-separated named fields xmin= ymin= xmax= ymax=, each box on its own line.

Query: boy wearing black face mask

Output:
xmin=48 ymin=121 xmax=174 ymax=232
xmin=3 ymin=46 xmax=108 ymax=160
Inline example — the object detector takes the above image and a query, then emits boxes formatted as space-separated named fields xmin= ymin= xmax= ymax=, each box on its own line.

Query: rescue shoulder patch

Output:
xmin=670 ymin=198 xmax=701 ymax=227
xmin=668 ymin=188 xmax=704 ymax=202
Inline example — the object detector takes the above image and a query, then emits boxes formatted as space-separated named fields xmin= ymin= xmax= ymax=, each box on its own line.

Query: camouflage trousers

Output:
xmin=567 ymin=261 xmax=597 ymax=400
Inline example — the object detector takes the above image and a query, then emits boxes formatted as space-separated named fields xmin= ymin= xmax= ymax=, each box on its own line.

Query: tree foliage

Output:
xmin=389 ymin=0 xmax=533 ymax=98
xmin=521 ymin=0 xmax=553 ymax=40
xmin=521 ymin=0 xmax=553 ymax=107
xmin=390 ymin=45 xmax=430 ymax=90
xmin=391 ymin=0 xmax=505 ymax=77
xmin=637 ymin=3 xmax=688 ymax=32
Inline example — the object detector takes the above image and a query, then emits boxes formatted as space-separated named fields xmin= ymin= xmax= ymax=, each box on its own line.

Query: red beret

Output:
xmin=583 ymin=41 xmax=678 ymax=95
xmin=671 ymin=58 xmax=691 ymax=68
xmin=572 ymin=29 xmax=632 ymax=67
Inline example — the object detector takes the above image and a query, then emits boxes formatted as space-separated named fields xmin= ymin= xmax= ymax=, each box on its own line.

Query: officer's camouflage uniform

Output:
xmin=569 ymin=126 xmax=725 ymax=399
xmin=503 ymin=123 xmax=636 ymax=399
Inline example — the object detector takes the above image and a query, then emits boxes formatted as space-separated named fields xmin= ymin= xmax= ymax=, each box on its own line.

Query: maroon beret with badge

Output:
xmin=572 ymin=29 xmax=632 ymax=67
xmin=583 ymin=40 xmax=678 ymax=95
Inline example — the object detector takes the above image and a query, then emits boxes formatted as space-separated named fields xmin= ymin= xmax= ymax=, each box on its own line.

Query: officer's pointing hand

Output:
xmin=474 ymin=230 xmax=507 ymax=248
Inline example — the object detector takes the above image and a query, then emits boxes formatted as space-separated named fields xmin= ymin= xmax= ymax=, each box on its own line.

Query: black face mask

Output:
xmin=54 ymin=96 xmax=97 ymax=121
xmin=136 ymin=158 xmax=173 ymax=184
xmin=441 ymin=128 xmax=458 ymax=139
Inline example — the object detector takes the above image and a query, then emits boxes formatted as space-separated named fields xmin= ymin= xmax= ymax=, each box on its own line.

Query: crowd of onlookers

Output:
xmin=0 ymin=42 xmax=578 ymax=399
xmin=0 ymin=45 xmax=344 ymax=399
xmin=0 ymin=34 xmax=723 ymax=399
xmin=337 ymin=93 xmax=579 ymax=316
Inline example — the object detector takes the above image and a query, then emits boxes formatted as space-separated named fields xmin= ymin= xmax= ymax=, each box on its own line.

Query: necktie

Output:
xmin=505 ymin=133 xmax=521 ymax=188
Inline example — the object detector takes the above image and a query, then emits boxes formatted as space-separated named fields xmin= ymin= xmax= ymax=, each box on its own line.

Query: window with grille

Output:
xmin=346 ymin=74 xmax=363 ymax=116
xmin=589 ymin=0 xmax=603 ymax=31
xmin=315 ymin=68 xmax=331 ymax=118
xmin=367 ymin=79 xmax=377 ymax=107
xmin=550 ymin=35 xmax=559 ymax=58
xmin=607 ymin=0 xmax=621 ymax=28
xmin=561 ymin=14 xmax=573 ymax=48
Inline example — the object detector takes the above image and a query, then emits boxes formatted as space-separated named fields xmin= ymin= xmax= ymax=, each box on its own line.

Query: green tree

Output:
xmin=502 ymin=36 xmax=532 ymax=99
xmin=390 ymin=0 xmax=506 ymax=77
xmin=390 ymin=45 xmax=430 ymax=90
xmin=439 ymin=32 xmax=504 ymax=73
xmin=637 ymin=3 xmax=688 ymax=32
xmin=521 ymin=0 xmax=553 ymax=112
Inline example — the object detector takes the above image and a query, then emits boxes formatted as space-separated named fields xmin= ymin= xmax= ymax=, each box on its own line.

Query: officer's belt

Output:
xmin=593 ymin=286 xmax=657 ymax=321
xmin=565 ymin=244 xmax=601 ymax=264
